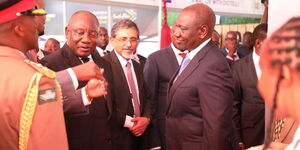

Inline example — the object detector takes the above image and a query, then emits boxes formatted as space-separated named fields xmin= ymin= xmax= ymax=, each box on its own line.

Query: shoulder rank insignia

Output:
xmin=24 ymin=59 xmax=56 ymax=79
xmin=38 ymin=88 xmax=57 ymax=104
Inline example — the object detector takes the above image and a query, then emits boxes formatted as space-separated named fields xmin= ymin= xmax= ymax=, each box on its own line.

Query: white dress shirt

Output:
xmin=252 ymin=48 xmax=261 ymax=79
xmin=115 ymin=51 xmax=140 ymax=128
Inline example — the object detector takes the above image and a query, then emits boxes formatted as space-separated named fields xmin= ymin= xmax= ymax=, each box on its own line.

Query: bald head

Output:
xmin=182 ymin=4 xmax=216 ymax=37
xmin=171 ymin=3 xmax=216 ymax=51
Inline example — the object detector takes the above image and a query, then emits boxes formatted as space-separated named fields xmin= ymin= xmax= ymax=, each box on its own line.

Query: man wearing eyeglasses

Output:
xmin=0 ymin=0 xmax=68 ymax=149
xmin=221 ymin=31 xmax=244 ymax=66
xmin=41 ymin=11 xmax=113 ymax=150
xmin=103 ymin=19 xmax=152 ymax=150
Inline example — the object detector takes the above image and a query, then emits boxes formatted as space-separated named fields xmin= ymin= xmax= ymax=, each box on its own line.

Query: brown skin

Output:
xmin=211 ymin=31 xmax=220 ymax=48
xmin=65 ymin=11 xmax=98 ymax=57
xmin=171 ymin=4 xmax=215 ymax=52
xmin=44 ymin=38 xmax=60 ymax=52
xmin=97 ymin=27 xmax=109 ymax=50
xmin=35 ymin=0 xmax=46 ymax=36
xmin=0 ymin=16 xmax=38 ymax=54
xmin=224 ymin=32 xmax=238 ymax=58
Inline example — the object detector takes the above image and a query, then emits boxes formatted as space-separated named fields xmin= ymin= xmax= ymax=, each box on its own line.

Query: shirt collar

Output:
xmin=225 ymin=48 xmax=238 ymax=56
xmin=187 ymin=38 xmax=211 ymax=60
xmin=114 ymin=50 xmax=132 ymax=67
xmin=252 ymin=47 xmax=260 ymax=61
xmin=171 ymin=43 xmax=188 ymax=55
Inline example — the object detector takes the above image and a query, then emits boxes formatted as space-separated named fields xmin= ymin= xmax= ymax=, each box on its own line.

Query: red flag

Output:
xmin=160 ymin=0 xmax=171 ymax=48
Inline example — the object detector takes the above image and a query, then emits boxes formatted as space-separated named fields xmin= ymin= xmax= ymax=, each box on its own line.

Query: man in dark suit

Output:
xmin=232 ymin=24 xmax=268 ymax=149
xmin=144 ymin=42 xmax=187 ymax=150
xmin=41 ymin=11 xmax=113 ymax=150
xmin=103 ymin=19 xmax=152 ymax=150
xmin=221 ymin=31 xmax=244 ymax=67
xmin=165 ymin=4 xmax=236 ymax=150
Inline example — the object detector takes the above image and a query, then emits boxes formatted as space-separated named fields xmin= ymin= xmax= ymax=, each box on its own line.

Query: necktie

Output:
xmin=81 ymin=57 xmax=90 ymax=63
xmin=29 ymin=49 xmax=38 ymax=62
xmin=178 ymin=52 xmax=186 ymax=58
xmin=125 ymin=62 xmax=141 ymax=117
xmin=177 ymin=56 xmax=191 ymax=77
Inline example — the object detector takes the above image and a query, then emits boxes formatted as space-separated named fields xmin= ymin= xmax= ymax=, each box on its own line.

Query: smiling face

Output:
xmin=171 ymin=10 xmax=200 ymax=51
xmin=65 ymin=11 xmax=99 ymax=57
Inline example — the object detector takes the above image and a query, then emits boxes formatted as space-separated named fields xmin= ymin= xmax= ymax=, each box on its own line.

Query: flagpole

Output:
xmin=158 ymin=0 xmax=162 ymax=48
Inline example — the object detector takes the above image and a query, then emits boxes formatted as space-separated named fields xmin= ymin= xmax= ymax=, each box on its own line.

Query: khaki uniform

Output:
xmin=0 ymin=46 xmax=68 ymax=150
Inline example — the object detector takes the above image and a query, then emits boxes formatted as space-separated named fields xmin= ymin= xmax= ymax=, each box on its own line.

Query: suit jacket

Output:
xmin=41 ymin=44 xmax=113 ymax=150
xmin=166 ymin=41 xmax=235 ymax=150
xmin=231 ymin=53 xmax=265 ymax=148
xmin=103 ymin=51 xmax=152 ymax=150
xmin=143 ymin=45 xmax=179 ymax=149
xmin=221 ymin=48 xmax=244 ymax=67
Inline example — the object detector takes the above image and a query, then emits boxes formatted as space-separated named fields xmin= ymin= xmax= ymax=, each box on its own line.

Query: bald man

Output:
xmin=165 ymin=4 xmax=236 ymax=150
xmin=41 ymin=11 xmax=113 ymax=150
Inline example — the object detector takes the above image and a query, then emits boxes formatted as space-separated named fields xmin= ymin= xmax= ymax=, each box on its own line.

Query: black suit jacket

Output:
xmin=166 ymin=41 xmax=235 ymax=150
xmin=41 ymin=44 xmax=113 ymax=150
xmin=232 ymin=53 xmax=265 ymax=148
xmin=103 ymin=51 xmax=152 ymax=150
xmin=143 ymin=45 xmax=179 ymax=149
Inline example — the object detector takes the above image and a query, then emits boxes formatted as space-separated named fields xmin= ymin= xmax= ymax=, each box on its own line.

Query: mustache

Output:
xmin=123 ymin=48 xmax=134 ymax=51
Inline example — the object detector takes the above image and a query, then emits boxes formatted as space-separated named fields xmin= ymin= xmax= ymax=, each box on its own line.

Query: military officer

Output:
xmin=0 ymin=0 xmax=105 ymax=149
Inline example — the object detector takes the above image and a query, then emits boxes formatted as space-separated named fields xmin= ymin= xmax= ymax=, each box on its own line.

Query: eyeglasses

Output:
xmin=116 ymin=37 xmax=139 ymax=43
xmin=225 ymin=37 xmax=237 ymax=41
xmin=72 ymin=29 xmax=98 ymax=39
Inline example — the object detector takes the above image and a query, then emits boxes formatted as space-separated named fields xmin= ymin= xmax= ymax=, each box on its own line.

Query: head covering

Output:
xmin=0 ymin=0 xmax=47 ymax=24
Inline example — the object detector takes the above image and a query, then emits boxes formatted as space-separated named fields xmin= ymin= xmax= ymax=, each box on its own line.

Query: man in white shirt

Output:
xmin=96 ymin=27 xmax=110 ymax=56
xmin=103 ymin=19 xmax=152 ymax=150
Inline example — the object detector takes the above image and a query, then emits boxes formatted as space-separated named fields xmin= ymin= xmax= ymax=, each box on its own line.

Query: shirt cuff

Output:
xmin=124 ymin=115 xmax=134 ymax=128
xmin=81 ymin=87 xmax=91 ymax=106
xmin=67 ymin=68 xmax=79 ymax=89
xmin=150 ymin=147 xmax=161 ymax=150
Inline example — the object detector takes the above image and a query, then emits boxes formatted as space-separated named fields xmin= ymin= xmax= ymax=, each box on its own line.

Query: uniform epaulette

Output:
xmin=24 ymin=59 xmax=56 ymax=79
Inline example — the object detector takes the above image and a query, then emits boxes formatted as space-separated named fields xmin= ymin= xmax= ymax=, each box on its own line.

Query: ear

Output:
xmin=13 ymin=22 xmax=25 ymax=37
xmin=199 ymin=25 xmax=208 ymax=39
xmin=280 ymin=65 xmax=292 ymax=87
xmin=65 ymin=26 xmax=70 ymax=39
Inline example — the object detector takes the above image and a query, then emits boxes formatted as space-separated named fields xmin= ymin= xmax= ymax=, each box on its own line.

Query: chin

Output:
xmin=122 ymin=52 xmax=133 ymax=60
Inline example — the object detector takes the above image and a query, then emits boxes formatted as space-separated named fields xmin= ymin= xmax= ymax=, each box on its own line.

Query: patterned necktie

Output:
xmin=125 ymin=62 xmax=141 ymax=117
xmin=81 ymin=57 xmax=90 ymax=63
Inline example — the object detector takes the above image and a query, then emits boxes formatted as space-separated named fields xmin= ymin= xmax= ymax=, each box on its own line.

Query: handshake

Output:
xmin=72 ymin=61 xmax=108 ymax=99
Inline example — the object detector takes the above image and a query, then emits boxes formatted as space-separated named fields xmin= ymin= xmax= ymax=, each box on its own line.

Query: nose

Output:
xmin=81 ymin=33 xmax=92 ymax=43
xmin=124 ymin=40 xmax=132 ymax=48
xmin=172 ymin=27 xmax=181 ymax=37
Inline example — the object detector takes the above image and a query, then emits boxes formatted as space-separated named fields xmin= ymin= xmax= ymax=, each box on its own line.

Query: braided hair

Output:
xmin=262 ymin=17 xmax=300 ymax=150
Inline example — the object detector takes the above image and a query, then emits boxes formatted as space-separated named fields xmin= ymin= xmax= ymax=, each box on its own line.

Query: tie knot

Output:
xmin=81 ymin=57 xmax=90 ymax=63
xmin=178 ymin=52 xmax=186 ymax=58
xmin=126 ymin=61 xmax=131 ymax=68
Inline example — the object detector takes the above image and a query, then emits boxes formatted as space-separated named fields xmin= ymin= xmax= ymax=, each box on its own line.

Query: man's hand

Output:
xmin=85 ymin=78 xmax=108 ymax=98
xmin=129 ymin=117 xmax=150 ymax=136
xmin=72 ymin=61 xmax=105 ymax=81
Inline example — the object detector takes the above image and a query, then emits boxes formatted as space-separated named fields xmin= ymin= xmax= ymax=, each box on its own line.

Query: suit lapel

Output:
xmin=167 ymin=41 xmax=214 ymax=111
xmin=91 ymin=50 xmax=113 ymax=118
xmin=245 ymin=53 xmax=258 ymax=84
